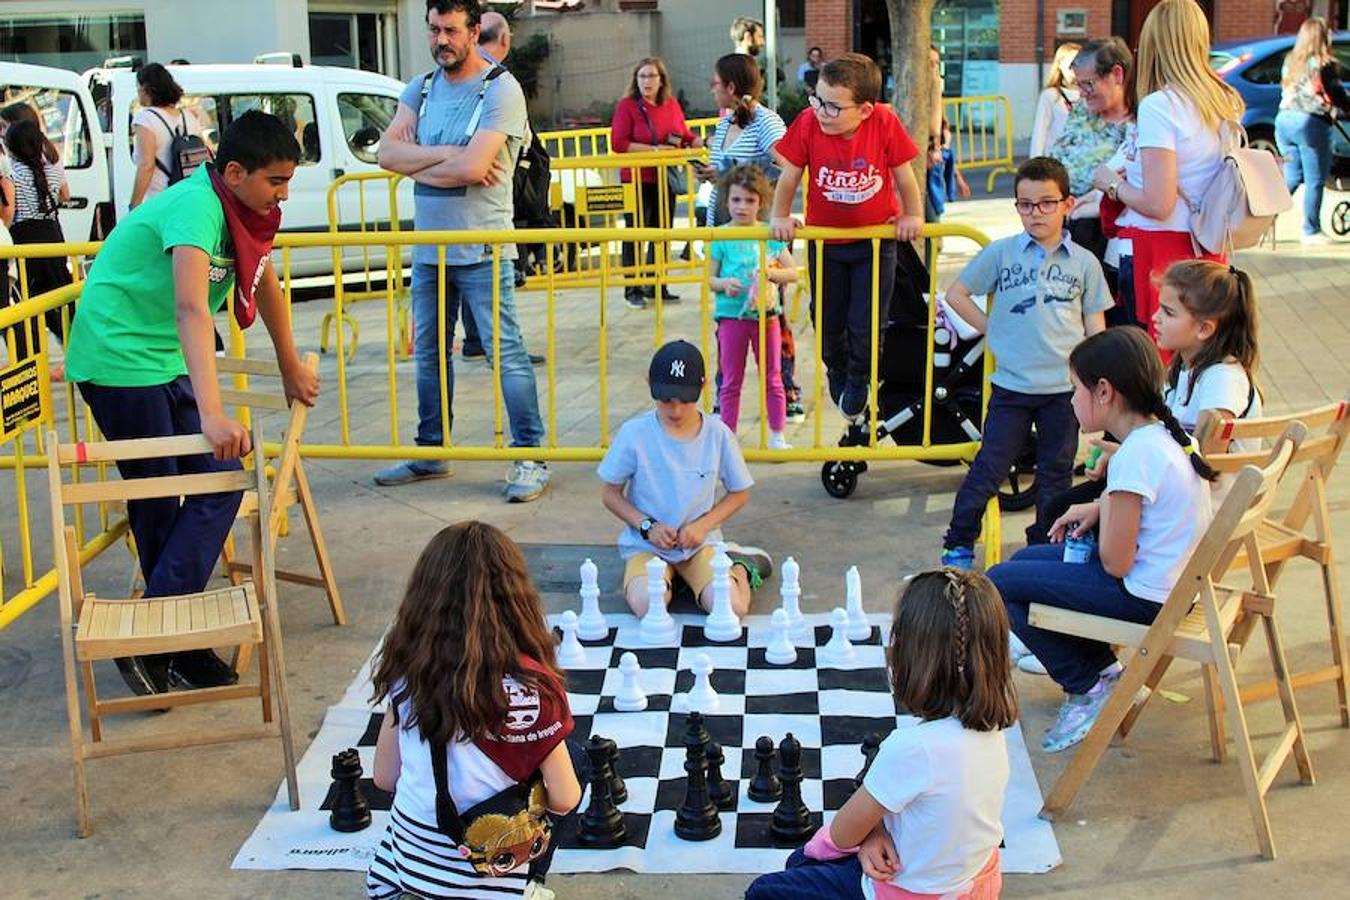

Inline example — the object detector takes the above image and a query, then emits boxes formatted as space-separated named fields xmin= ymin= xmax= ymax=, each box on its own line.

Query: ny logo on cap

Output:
xmin=670 ymin=360 xmax=686 ymax=378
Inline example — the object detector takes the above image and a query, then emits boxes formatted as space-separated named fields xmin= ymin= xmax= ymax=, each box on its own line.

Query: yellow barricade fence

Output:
xmin=0 ymin=222 xmax=1001 ymax=628
xmin=942 ymin=95 xmax=1017 ymax=193
xmin=537 ymin=117 xmax=720 ymax=161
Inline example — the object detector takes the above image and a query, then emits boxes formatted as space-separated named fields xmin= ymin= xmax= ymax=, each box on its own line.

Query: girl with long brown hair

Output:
xmin=1276 ymin=16 xmax=1350 ymax=242
xmin=746 ymin=570 xmax=1016 ymax=899
xmin=366 ymin=521 xmax=580 ymax=899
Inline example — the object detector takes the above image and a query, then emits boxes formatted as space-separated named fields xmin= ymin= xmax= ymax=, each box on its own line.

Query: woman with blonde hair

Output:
xmin=1091 ymin=0 xmax=1243 ymax=356
xmin=1029 ymin=41 xmax=1081 ymax=156
xmin=1276 ymin=16 xmax=1350 ymax=243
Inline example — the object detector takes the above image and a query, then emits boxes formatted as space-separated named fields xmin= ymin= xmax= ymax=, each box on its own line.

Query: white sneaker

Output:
xmin=504 ymin=460 xmax=550 ymax=503
xmin=525 ymin=882 xmax=556 ymax=900
xmin=768 ymin=432 xmax=792 ymax=450
xmin=1301 ymin=231 xmax=1333 ymax=246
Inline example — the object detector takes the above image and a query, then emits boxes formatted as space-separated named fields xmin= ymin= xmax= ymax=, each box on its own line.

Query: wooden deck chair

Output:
xmin=1030 ymin=424 xmax=1311 ymax=860
xmin=1195 ymin=394 xmax=1350 ymax=729
xmin=48 ymin=424 xmax=299 ymax=837
xmin=217 ymin=353 xmax=344 ymax=628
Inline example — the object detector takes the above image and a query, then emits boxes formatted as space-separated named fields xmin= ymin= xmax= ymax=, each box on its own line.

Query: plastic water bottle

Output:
xmin=1063 ymin=527 xmax=1096 ymax=564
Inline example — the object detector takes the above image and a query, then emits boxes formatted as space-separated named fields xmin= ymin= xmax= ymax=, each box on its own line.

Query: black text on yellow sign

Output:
xmin=0 ymin=355 xmax=49 ymax=443
xmin=580 ymin=184 xmax=631 ymax=215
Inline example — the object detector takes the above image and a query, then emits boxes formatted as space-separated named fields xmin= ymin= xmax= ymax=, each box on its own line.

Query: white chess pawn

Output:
xmin=704 ymin=545 xmax=742 ymax=643
xmin=639 ymin=556 xmax=678 ymax=645
xmin=845 ymin=566 xmax=870 ymax=641
xmin=556 ymin=610 xmax=588 ymax=668
xmin=613 ymin=651 xmax=649 ymax=712
xmin=686 ymin=651 xmax=721 ymax=712
xmin=779 ymin=556 xmax=809 ymax=644
xmin=765 ymin=608 xmax=798 ymax=665
xmin=817 ymin=608 xmax=857 ymax=666
xmin=576 ymin=558 xmax=608 ymax=641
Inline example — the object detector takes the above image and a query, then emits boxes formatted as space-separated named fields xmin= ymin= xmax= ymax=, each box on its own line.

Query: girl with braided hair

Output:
xmin=746 ymin=569 xmax=1016 ymax=900
xmin=989 ymin=326 xmax=1215 ymax=754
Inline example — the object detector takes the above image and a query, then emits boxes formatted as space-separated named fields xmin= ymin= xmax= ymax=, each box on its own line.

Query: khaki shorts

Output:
xmin=623 ymin=545 xmax=718 ymax=599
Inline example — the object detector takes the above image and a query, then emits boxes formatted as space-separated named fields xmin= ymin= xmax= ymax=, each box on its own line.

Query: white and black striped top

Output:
xmin=365 ymin=803 xmax=529 ymax=899
xmin=704 ymin=103 xmax=787 ymax=227
xmin=10 ymin=158 xmax=64 ymax=224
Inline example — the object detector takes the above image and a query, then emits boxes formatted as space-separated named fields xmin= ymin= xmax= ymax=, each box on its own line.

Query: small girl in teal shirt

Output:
xmin=709 ymin=165 xmax=798 ymax=448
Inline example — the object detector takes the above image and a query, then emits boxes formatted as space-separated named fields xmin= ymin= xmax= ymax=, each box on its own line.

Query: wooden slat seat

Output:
xmin=76 ymin=585 xmax=262 ymax=660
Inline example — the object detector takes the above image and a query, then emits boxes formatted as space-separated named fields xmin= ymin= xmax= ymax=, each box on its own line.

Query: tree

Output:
xmin=886 ymin=0 xmax=936 ymax=181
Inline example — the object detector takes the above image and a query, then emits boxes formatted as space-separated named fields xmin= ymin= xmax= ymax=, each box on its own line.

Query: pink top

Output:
xmin=610 ymin=94 xmax=695 ymax=184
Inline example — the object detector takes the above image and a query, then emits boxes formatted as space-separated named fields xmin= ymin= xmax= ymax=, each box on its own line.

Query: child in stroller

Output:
xmin=820 ymin=241 xmax=1038 ymax=511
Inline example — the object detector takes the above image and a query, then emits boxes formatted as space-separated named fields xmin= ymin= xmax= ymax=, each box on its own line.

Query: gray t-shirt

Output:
xmin=957 ymin=233 xmax=1113 ymax=394
xmin=596 ymin=410 xmax=754 ymax=563
xmin=399 ymin=65 xmax=527 ymax=266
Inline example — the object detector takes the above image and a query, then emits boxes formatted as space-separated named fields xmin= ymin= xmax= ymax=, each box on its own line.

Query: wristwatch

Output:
xmin=639 ymin=517 xmax=656 ymax=541
xmin=1107 ymin=180 xmax=1121 ymax=202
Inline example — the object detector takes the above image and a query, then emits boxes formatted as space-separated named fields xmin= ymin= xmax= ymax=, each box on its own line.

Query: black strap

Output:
xmin=145 ymin=107 xmax=186 ymax=178
xmin=636 ymin=101 xmax=662 ymax=146
xmin=416 ymin=64 xmax=508 ymax=144
xmin=430 ymin=739 xmax=467 ymax=843
xmin=1242 ymin=379 xmax=1256 ymax=419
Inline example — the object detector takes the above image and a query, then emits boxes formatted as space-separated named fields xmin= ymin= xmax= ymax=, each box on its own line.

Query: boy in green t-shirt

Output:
xmin=65 ymin=111 xmax=320 ymax=696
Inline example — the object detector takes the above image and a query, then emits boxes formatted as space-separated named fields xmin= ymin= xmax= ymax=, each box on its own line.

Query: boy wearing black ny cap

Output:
xmin=598 ymin=340 xmax=772 ymax=617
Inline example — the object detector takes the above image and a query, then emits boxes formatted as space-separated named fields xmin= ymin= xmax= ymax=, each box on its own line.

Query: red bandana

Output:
xmin=208 ymin=166 xmax=281 ymax=328
xmin=475 ymin=656 xmax=574 ymax=781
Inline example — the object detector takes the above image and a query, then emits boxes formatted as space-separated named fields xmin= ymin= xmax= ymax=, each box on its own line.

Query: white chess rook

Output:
xmin=639 ymin=555 xmax=678 ymax=645
xmin=556 ymin=610 xmax=588 ymax=668
xmin=817 ymin=607 xmax=857 ymax=666
xmin=845 ymin=566 xmax=870 ymax=641
xmin=686 ymin=651 xmax=721 ymax=712
xmin=779 ymin=556 xmax=809 ymax=644
xmin=765 ymin=608 xmax=798 ymax=665
xmin=577 ymin=557 xmax=608 ymax=641
xmin=704 ymin=544 xmax=742 ymax=643
xmin=614 ymin=651 xmax=649 ymax=712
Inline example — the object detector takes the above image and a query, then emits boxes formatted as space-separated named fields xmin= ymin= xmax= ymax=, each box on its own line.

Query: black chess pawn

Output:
xmin=674 ymin=713 xmax=721 ymax=841
xmin=329 ymin=747 xmax=372 ymax=833
xmin=747 ymin=735 xmax=782 ymax=803
xmin=578 ymin=735 xmax=626 ymax=847
xmin=706 ymin=739 xmax=734 ymax=811
xmin=854 ymin=733 xmax=882 ymax=791
xmin=597 ymin=735 xmax=627 ymax=806
xmin=770 ymin=733 xmax=813 ymax=844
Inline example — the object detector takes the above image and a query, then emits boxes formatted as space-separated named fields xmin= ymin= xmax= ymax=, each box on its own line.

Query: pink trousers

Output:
xmin=717 ymin=317 xmax=786 ymax=432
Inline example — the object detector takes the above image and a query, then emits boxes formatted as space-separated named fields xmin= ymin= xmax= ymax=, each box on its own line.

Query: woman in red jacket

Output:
xmin=611 ymin=56 xmax=702 ymax=308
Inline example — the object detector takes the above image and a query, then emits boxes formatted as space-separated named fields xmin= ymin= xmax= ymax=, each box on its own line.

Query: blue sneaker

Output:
xmin=940 ymin=546 xmax=975 ymax=571
xmin=373 ymin=460 xmax=452 ymax=486
xmin=840 ymin=382 xmax=868 ymax=419
xmin=1041 ymin=667 xmax=1120 ymax=753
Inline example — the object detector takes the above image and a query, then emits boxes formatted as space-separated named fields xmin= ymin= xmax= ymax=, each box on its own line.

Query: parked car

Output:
xmin=1211 ymin=31 xmax=1350 ymax=162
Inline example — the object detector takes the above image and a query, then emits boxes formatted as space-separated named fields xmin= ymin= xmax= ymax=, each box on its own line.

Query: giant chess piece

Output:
xmin=707 ymin=739 xmax=735 ymax=811
xmin=639 ymin=556 xmax=678 ymax=645
xmin=747 ymin=735 xmax=782 ymax=803
xmin=853 ymin=733 xmax=882 ymax=792
xmin=578 ymin=735 xmax=626 ymax=847
xmin=703 ymin=544 xmax=742 ymax=642
xmin=597 ymin=734 xmax=627 ymax=805
xmin=556 ymin=609 xmax=588 ymax=668
xmin=770 ymin=733 xmax=814 ymax=844
xmin=674 ymin=712 xmax=721 ymax=841
xmin=779 ymin=555 xmax=809 ymax=643
xmin=329 ymin=747 xmax=372 ymax=833
xmin=845 ymin=566 xmax=871 ymax=641
xmin=614 ymin=651 xmax=649 ymax=712
xmin=576 ymin=557 xmax=608 ymax=640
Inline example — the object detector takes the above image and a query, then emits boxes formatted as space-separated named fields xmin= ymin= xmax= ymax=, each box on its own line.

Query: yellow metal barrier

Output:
xmin=0 ymin=221 xmax=1002 ymax=627
xmin=942 ymin=95 xmax=1017 ymax=192
xmin=537 ymin=117 xmax=720 ymax=160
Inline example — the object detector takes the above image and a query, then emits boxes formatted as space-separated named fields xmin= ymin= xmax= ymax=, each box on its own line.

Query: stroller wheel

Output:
xmin=821 ymin=461 xmax=860 ymax=499
xmin=1332 ymin=201 xmax=1350 ymax=237
xmin=998 ymin=442 xmax=1039 ymax=512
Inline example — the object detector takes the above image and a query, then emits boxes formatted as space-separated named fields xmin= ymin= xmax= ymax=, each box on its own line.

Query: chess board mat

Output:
xmin=233 ymin=612 xmax=1061 ymax=875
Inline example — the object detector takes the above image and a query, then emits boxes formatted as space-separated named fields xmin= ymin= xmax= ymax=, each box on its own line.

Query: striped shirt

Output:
xmin=10 ymin=158 xmax=64 ymax=223
xmin=365 ymin=804 xmax=529 ymax=899
xmin=704 ymin=103 xmax=786 ymax=226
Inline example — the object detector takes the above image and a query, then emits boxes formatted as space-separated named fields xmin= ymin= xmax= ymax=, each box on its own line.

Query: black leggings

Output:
xmin=621 ymin=180 xmax=674 ymax=285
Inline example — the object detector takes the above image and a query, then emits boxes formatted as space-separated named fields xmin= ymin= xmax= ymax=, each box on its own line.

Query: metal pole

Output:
xmin=765 ymin=0 xmax=779 ymax=110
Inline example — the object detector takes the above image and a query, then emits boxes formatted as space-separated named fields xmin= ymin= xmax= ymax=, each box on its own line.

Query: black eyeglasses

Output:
xmin=1014 ymin=198 xmax=1066 ymax=215
xmin=808 ymin=94 xmax=856 ymax=119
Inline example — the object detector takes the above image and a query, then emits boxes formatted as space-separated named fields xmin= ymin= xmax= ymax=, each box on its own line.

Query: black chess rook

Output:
xmin=578 ymin=735 xmax=626 ymax=847
xmin=706 ymin=740 xmax=735 ymax=811
xmin=329 ymin=747 xmax=372 ymax=833
xmin=770 ymin=733 xmax=813 ymax=844
xmin=674 ymin=713 xmax=721 ymax=841
xmin=854 ymin=733 xmax=883 ymax=791
xmin=747 ymin=735 xmax=782 ymax=803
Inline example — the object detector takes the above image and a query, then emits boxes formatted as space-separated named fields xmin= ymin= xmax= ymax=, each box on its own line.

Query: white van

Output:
xmin=0 ymin=60 xmax=412 ymax=275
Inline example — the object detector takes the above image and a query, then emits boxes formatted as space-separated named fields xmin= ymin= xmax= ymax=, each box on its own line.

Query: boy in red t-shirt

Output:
xmin=771 ymin=53 xmax=922 ymax=419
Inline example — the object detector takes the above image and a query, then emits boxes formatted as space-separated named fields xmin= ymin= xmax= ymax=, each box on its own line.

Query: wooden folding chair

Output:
xmin=218 ymin=353 xmax=345 ymax=628
xmin=1030 ymin=424 xmax=1311 ymax=859
xmin=48 ymin=425 xmax=299 ymax=836
xmin=1196 ymin=395 xmax=1350 ymax=727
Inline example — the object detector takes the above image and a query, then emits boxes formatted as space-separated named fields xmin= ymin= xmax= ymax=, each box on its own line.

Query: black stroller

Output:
xmin=819 ymin=242 xmax=1037 ymax=510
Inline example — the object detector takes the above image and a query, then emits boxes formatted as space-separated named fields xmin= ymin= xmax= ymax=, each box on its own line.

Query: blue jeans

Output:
xmin=988 ymin=544 xmax=1160 ymax=694
xmin=745 ymin=849 xmax=866 ymax=900
xmin=411 ymin=260 xmax=543 ymax=448
xmin=1275 ymin=110 xmax=1333 ymax=236
xmin=945 ymin=386 xmax=1077 ymax=549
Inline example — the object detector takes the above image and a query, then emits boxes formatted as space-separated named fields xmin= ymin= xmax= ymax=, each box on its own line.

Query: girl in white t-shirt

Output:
xmin=989 ymin=327 xmax=1216 ymax=753
xmin=365 ymin=522 xmax=581 ymax=900
xmin=746 ymin=569 xmax=1016 ymax=900
xmin=1155 ymin=260 xmax=1262 ymax=451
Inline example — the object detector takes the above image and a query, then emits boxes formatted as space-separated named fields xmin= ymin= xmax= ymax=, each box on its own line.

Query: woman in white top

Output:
xmin=1091 ymin=0 xmax=1243 ymax=355
xmin=1029 ymin=41 xmax=1081 ymax=157
xmin=130 ymin=63 xmax=202 ymax=208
